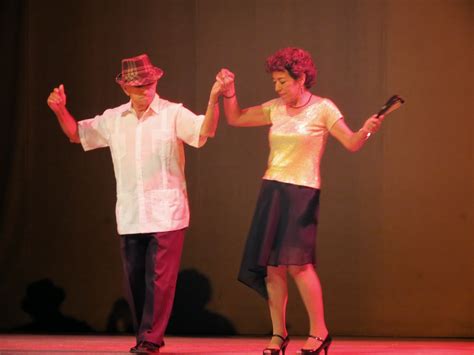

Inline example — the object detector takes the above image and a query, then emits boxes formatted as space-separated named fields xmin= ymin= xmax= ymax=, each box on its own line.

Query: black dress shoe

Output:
xmin=130 ymin=340 xmax=162 ymax=353
xmin=130 ymin=342 xmax=141 ymax=353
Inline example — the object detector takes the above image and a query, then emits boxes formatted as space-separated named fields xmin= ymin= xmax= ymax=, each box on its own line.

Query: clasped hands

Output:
xmin=215 ymin=68 xmax=236 ymax=98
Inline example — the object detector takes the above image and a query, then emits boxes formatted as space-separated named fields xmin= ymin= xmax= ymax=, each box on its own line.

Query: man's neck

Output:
xmin=132 ymin=104 xmax=150 ymax=119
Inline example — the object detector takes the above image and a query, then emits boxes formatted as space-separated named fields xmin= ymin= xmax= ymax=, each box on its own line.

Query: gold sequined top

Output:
xmin=262 ymin=97 xmax=342 ymax=189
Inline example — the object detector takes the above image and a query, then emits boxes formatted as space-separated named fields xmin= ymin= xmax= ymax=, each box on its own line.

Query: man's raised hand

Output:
xmin=47 ymin=84 xmax=67 ymax=113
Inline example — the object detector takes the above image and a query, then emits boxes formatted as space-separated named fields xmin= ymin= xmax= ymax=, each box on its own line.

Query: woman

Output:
xmin=217 ymin=47 xmax=383 ymax=355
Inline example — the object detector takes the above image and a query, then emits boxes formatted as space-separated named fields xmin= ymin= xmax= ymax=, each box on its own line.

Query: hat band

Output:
xmin=116 ymin=67 xmax=162 ymax=85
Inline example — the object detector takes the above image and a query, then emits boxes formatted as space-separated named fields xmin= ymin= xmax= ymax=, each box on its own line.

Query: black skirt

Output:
xmin=238 ymin=179 xmax=321 ymax=299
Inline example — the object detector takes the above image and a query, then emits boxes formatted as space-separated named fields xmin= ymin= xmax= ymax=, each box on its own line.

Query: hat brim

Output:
xmin=115 ymin=67 xmax=164 ymax=86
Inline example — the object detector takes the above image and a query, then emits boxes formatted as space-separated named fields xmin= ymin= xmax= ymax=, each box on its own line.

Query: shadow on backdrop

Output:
xmin=166 ymin=268 xmax=237 ymax=336
xmin=12 ymin=278 xmax=95 ymax=334
xmin=105 ymin=297 xmax=134 ymax=334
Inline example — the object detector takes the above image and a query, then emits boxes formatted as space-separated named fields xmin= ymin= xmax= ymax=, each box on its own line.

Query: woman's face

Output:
xmin=271 ymin=70 xmax=304 ymax=104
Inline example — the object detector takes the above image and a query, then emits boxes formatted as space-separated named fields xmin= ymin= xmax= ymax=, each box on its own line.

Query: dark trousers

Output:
xmin=120 ymin=229 xmax=185 ymax=344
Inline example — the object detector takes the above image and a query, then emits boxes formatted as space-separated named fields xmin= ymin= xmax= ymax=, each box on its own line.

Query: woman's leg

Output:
xmin=288 ymin=264 xmax=328 ymax=349
xmin=265 ymin=265 xmax=289 ymax=349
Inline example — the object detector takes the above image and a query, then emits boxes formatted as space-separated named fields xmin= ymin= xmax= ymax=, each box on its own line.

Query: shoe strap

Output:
xmin=308 ymin=334 xmax=325 ymax=342
xmin=272 ymin=334 xmax=287 ymax=341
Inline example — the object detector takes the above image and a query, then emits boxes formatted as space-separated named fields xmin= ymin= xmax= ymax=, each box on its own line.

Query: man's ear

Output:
xmin=121 ymin=85 xmax=130 ymax=97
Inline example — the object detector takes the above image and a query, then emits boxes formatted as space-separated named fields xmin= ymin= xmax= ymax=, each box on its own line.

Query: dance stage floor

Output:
xmin=0 ymin=334 xmax=472 ymax=354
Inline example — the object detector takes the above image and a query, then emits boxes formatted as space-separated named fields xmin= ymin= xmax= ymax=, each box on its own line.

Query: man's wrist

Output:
xmin=208 ymin=98 xmax=218 ymax=106
xmin=55 ymin=105 xmax=68 ymax=116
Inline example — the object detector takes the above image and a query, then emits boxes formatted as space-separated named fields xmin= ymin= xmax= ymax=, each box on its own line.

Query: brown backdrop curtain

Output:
xmin=0 ymin=0 xmax=472 ymax=338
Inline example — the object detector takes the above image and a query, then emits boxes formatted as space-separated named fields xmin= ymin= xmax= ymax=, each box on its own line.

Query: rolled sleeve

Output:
xmin=175 ymin=105 xmax=206 ymax=148
xmin=78 ymin=115 xmax=110 ymax=151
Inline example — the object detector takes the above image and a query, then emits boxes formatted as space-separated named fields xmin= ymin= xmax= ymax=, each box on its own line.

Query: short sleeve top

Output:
xmin=262 ymin=97 xmax=342 ymax=189
xmin=77 ymin=94 xmax=205 ymax=234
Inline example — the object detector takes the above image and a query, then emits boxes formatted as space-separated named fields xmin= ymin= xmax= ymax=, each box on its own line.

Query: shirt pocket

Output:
xmin=149 ymin=188 xmax=186 ymax=222
xmin=111 ymin=133 xmax=127 ymax=160
xmin=152 ymin=129 xmax=174 ymax=156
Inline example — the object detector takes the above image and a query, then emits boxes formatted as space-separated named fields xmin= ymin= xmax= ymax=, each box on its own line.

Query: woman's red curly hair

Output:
xmin=265 ymin=47 xmax=317 ymax=89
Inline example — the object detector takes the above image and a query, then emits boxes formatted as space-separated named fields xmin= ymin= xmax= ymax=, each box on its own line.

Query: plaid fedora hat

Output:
xmin=115 ymin=54 xmax=164 ymax=86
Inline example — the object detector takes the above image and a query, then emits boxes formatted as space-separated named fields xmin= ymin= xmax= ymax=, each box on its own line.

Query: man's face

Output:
xmin=123 ymin=81 xmax=158 ymax=112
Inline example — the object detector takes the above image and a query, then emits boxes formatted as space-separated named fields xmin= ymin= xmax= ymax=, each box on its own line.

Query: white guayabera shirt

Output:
xmin=78 ymin=94 xmax=206 ymax=235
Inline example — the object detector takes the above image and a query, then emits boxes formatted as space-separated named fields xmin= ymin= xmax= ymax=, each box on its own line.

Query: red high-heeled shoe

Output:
xmin=262 ymin=334 xmax=290 ymax=355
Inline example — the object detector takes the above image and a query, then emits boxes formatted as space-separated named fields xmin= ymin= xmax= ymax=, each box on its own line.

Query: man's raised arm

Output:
xmin=47 ymin=84 xmax=80 ymax=143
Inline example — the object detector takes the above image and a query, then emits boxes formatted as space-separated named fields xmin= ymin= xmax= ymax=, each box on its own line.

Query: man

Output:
xmin=47 ymin=54 xmax=221 ymax=353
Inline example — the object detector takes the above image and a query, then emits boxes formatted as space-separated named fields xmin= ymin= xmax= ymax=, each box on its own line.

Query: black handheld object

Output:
xmin=376 ymin=95 xmax=405 ymax=118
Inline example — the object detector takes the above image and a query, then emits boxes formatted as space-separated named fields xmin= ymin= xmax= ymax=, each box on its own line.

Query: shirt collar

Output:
xmin=122 ymin=94 xmax=161 ymax=115
xmin=149 ymin=94 xmax=161 ymax=113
